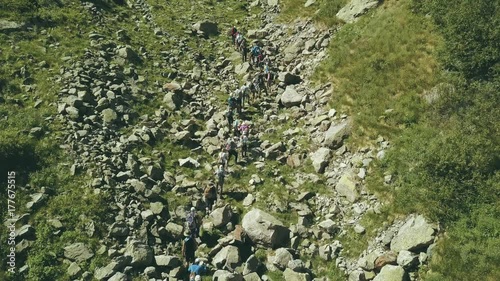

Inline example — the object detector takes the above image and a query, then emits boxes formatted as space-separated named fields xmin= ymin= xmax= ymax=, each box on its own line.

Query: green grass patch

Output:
xmin=315 ymin=0 xmax=442 ymax=145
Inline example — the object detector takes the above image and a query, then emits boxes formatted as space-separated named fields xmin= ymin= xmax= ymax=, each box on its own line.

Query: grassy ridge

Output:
xmin=281 ymin=0 xmax=499 ymax=279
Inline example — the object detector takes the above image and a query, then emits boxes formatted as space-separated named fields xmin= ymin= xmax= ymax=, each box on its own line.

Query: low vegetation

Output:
xmin=281 ymin=0 xmax=499 ymax=279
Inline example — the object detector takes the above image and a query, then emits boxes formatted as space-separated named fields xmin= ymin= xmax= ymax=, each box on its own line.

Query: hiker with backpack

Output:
xmin=240 ymin=134 xmax=249 ymax=158
xmin=239 ymin=83 xmax=250 ymax=107
xmin=228 ymin=94 xmax=237 ymax=112
xmin=226 ymin=109 xmax=234 ymax=132
xmin=215 ymin=165 xmax=226 ymax=199
xmin=182 ymin=230 xmax=197 ymax=264
xmin=186 ymin=207 xmax=201 ymax=238
xmin=204 ymin=183 xmax=217 ymax=213
xmin=235 ymin=32 xmax=244 ymax=50
xmin=226 ymin=137 xmax=238 ymax=164
xmin=234 ymin=89 xmax=243 ymax=114
xmin=250 ymin=44 xmax=261 ymax=66
xmin=232 ymin=118 xmax=241 ymax=137
xmin=238 ymin=121 xmax=250 ymax=136
xmin=229 ymin=26 xmax=238 ymax=45
xmin=218 ymin=145 xmax=228 ymax=167
xmin=241 ymin=40 xmax=248 ymax=62
xmin=188 ymin=258 xmax=207 ymax=280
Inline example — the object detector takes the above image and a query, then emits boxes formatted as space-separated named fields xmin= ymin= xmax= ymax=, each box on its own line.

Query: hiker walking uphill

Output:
xmin=182 ymin=231 xmax=197 ymax=264
xmin=204 ymin=183 xmax=217 ymax=212
xmin=226 ymin=137 xmax=238 ymax=164
xmin=215 ymin=165 xmax=226 ymax=199
xmin=186 ymin=207 xmax=201 ymax=238
xmin=229 ymin=26 xmax=238 ymax=45
xmin=240 ymin=134 xmax=249 ymax=158
xmin=226 ymin=109 xmax=234 ymax=132
xmin=218 ymin=145 xmax=228 ymax=167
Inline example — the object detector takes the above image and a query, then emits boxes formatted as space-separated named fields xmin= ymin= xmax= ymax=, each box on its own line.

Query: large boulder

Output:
xmin=390 ymin=215 xmax=436 ymax=252
xmin=272 ymin=248 xmax=293 ymax=270
xmin=213 ymin=270 xmax=243 ymax=281
xmin=163 ymin=91 xmax=185 ymax=110
xmin=280 ymin=86 xmax=304 ymax=108
xmin=336 ymin=0 xmax=381 ymax=23
xmin=242 ymin=209 xmax=290 ymax=248
xmin=283 ymin=268 xmax=312 ymax=281
xmin=125 ymin=240 xmax=154 ymax=267
xmin=210 ymin=205 xmax=233 ymax=228
xmin=235 ymin=62 xmax=251 ymax=75
xmin=192 ymin=20 xmax=218 ymax=36
xmin=268 ymin=0 xmax=279 ymax=6
xmin=64 ymin=243 xmax=94 ymax=262
xmin=0 ymin=20 xmax=27 ymax=32
xmin=372 ymin=265 xmax=407 ymax=281
xmin=310 ymin=147 xmax=331 ymax=173
xmin=116 ymin=46 xmax=140 ymax=62
xmin=154 ymin=255 xmax=181 ymax=267
xmin=335 ymin=170 xmax=359 ymax=202
xmin=323 ymin=119 xmax=351 ymax=148
xmin=278 ymin=72 xmax=302 ymax=85
xmin=212 ymin=246 xmax=240 ymax=269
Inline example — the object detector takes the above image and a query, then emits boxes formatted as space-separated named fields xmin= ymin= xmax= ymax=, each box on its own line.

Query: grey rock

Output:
xmin=318 ymin=219 xmax=338 ymax=234
xmin=163 ymin=91 xmax=185 ymax=110
xmin=212 ymin=245 xmax=240 ymax=269
xmin=154 ymin=255 xmax=181 ymax=267
xmin=243 ymin=255 xmax=260 ymax=275
xmin=213 ymin=270 xmax=243 ymax=281
xmin=164 ymin=222 xmax=184 ymax=240
xmin=272 ymin=248 xmax=293 ymax=270
xmin=109 ymin=222 xmax=129 ymax=237
xmin=102 ymin=108 xmax=118 ymax=123
xmin=288 ymin=259 xmax=306 ymax=272
xmin=16 ymin=225 xmax=35 ymax=240
xmin=348 ymin=270 xmax=366 ymax=281
xmin=280 ymin=86 xmax=304 ymax=108
xmin=243 ymin=194 xmax=255 ymax=207
xmin=390 ymin=215 xmax=436 ymax=252
xmin=0 ymin=19 xmax=26 ymax=32
xmin=397 ymin=250 xmax=418 ymax=269
xmin=108 ymin=272 xmax=128 ymax=281
xmin=65 ymin=106 xmax=80 ymax=120
xmin=235 ymin=62 xmax=251 ymax=75
xmin=268 ymin=0 xmax=279 ymax=6
xmin=335 ymin=171 xmax=359 ymax=202
xmin=125 ymin=241 xmax=153 ymax=267
xmin=243 ymin=272 xmax=262 ymax=281
xmin=67 ymin=262 xmax=82 ymax=277
xmin=116 ymin=46 xmax=140 ymax=62
xmin=178 ymin=157 xmax=200 ymax=168
xmin=304 ymin=0 xmax=316 ymax=7
xmin=95 ymin=262 xmax=119 ymax=280
xmin=278 ymin=72 xmax=302 ymax=85
xmin=372 ymin=265 xmax=406 ymax=281
xmin=150 ymin=202 xmax=166 ymax=215
xmin=310 ymin=147 xmax=331 ymax=173
xmin=242 ymin=209 xmax=290 ymax=248
xmin=318 ymin=245 xmax=332 ymax=261
xmin=337 ymin=0 xmax=381 ymax=23
xmin=192 ymin=21 xmax=218 ymax=36
xmin=64 ymin=243 xmax=94 ymax=262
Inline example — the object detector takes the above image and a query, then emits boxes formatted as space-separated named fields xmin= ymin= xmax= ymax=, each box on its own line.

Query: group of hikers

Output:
xmin=179 ymin=25 xmax=278 ymax=281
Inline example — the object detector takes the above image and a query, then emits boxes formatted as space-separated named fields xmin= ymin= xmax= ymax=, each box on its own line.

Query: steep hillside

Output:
xmin=0 ymin=0 xmax=498 ymax=281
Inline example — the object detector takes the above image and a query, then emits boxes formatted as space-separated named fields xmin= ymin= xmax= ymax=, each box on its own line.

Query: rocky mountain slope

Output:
xmin=3 ymin=0 xmax=487 ymax=280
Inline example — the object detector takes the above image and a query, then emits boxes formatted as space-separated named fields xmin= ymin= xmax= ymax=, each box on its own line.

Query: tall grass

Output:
xmin=315 ymin=0 xmax=442 ymax=144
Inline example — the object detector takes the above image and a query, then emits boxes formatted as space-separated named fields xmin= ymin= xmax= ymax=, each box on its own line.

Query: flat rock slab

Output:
xmin=391 ymin=215 xmax=436 ymax=252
